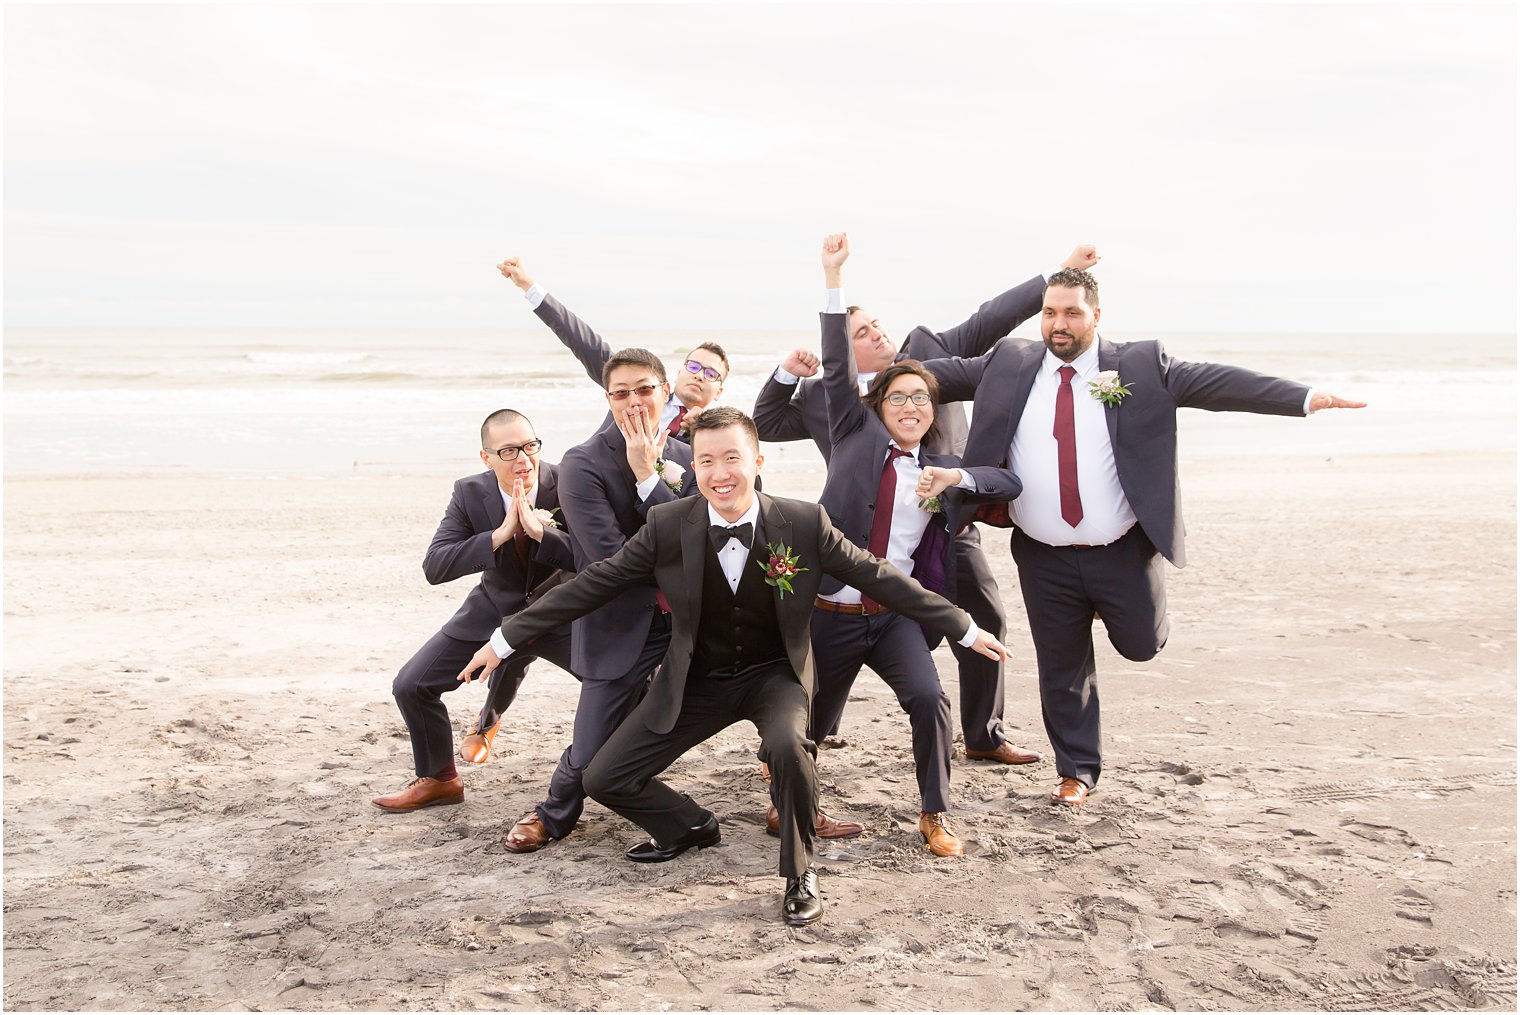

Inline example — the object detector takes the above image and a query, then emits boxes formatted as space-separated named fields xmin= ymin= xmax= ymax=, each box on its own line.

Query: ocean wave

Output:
xmin=244 ymin=351 xmax=374 ymax=366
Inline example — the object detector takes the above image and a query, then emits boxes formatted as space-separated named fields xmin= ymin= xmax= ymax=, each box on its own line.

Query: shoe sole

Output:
xmin=1050 ymin=790 xmax=1093 ymax=807
xmin=783 ymin=911 xmax=823 ymax=927
xmin=966 ymin=753 xmax=1041 ymax=765
xmin=765 ymin=825 xmax=866 ymax=840
xmin=373 ymin=795 xmax=464 ymax=813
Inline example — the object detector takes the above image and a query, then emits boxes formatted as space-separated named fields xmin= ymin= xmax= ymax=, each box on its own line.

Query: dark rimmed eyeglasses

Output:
xmin=683 ymin=359 xmax=724 ymax=382
xmin=484 ymin=439 xmax=544 ymax=461
xmin=884 ymin=391 xmax=932 ymax=407
xmin=606 ymin=384 xmax=659 ymax=401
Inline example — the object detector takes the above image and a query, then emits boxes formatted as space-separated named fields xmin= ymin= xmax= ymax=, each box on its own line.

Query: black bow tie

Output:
xmin=709 ymin=522 xmax=754 ymax=552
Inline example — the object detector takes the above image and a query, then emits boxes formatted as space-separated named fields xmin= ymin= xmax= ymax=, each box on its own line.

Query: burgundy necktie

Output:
xmin=513 ymin=531 xmax=531 ymax=569
xmin=666 ymin=406 xmax=688 ymax=437
xmin=1054 ymin=365 xmax=1084 ymax=528
xmin=861 ymin=446 xmax=912 ymax=612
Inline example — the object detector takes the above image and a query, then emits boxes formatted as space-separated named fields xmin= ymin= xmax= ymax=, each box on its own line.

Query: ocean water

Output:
xmin=2 ymin=326 xmax=1513 ymax=479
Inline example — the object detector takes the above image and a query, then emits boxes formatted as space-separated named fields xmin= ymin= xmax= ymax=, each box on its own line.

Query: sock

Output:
xmin=432 ymin=762 xmax=458 ymax=782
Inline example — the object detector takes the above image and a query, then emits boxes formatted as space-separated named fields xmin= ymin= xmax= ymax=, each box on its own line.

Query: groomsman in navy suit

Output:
xmin=497 ymin=256 xmax=729 ymax=435
xmin=930 ymin=267 xmax=1366 ymax=805
xmin=753 ymin=235 xmax=1097 ymax=768
xmin=373 ymin=409 xmax=577 ymax=812
xmin=498 ymin=348 xmax=699 ymax=853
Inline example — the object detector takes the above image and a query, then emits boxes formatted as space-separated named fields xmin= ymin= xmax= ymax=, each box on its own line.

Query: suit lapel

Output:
xmin=757 ymin=493 xmax=802 ymax=627
xmin=1097 ymin=336 xmax=1120 ymax=449
xmin=681 ymin=495 xmax=709 ymax=620
xmin=1004 ymin=342 xmax=1045 ymax=449
xmin=596 ymin=423 xmax=636 ymax=489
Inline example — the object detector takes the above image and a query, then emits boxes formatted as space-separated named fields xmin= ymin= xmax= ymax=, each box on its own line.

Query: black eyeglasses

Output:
xmin=683 ymin=359 xmax=723 ymax=382
xmin=485 ymin=439 xmax=543 ymax=461
xmin=606 ymin=384 xmax=659 ymax=401
xmin=884 ymin=391 xmax=932 ymax=406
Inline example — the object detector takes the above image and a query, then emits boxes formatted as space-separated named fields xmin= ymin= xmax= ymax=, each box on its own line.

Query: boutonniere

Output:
xmin=1089 ymin=370 xmax=1133 ymax=408
xmin=533 ymin=507 xmax=561 ymax=530
xmin=917 ymin=495 xmax=943 ymax=514
xmin=653 ymin=459 xmax=685 ymax=494
xmin=757 ymin=541 xmax=808 ymax=598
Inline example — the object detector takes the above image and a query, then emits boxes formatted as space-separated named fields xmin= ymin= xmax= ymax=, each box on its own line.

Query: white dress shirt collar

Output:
xmin=1042 ymin=340 xmax=1101 ymax=381
xmin=707 ymin=497 xmax=762 ymax=541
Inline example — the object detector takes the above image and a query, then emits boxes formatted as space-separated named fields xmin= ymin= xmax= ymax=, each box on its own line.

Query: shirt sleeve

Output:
xmin=523 ymin=283 xmax=547 ymax=310
xmin=1303 ymin=388 xmax=1318 ymax=414
xmin=773 ymin=366 xmax=801 ymax=385
xmin=955 ymin=471 xmax=976 ymax=492
xmin=489 ymin=629 xmax=511 ymax=657
xmin=956 ymin=618 xmax=981 ymax=648
xmin=635 ymin=472 xmax=662 ymax=500
xmin=824 ymin=288 xmax=845 ymax=314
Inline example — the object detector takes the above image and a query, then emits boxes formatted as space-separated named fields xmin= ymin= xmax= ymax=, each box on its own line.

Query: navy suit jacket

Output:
xmin=752 ymin=275 xmax=1045 ymax=461
xmin=502 ymin=493 xmax=969 ymax=734
xmin=556 ymin=419 xmax=695 ymax=681
xmin=814 ymin=312 xmax=1021 ymax=643
xmin=926 ymin=337 xmax=1311 ymax=567
xmin=533 ymin=292 xmax=686 ymax=429
xmin=424 ymin=464 xmax=578 ymax=641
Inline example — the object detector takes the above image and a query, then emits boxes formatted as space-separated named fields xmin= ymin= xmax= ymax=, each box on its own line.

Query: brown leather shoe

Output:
xmin=918 ymin=811 xmax=964 ymax=857
xmin=503 ymin=811 xmax=557 ymax=853
xmin=1051 ymin=777 xmax=1092 ymax=807
xmin=965 ymin=742 xmax=1042 ymax=765
xmin=372 ymin=776 xmax=464 ymax=813
xmin=765 ymin=804 xmax=866 ymax=839
xmin=459 ymin=716 xmax=503 ymax=765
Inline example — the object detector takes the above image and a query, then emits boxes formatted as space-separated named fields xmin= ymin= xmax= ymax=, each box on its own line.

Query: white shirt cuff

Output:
xmin=524 ymin=283 xmax=547 ymax=310
xmin=957 ymin=618 xmax=981 ymax=648
xmin=636 ymin=471 xmax=662 ymax=500
xmin=955 ymin=471 xmax=976 ymax=492
xmin=1303 ymin=388 xmax=1318 ymax=414
xmin=773 ymin=366 xmax=801 ymax=385
xmin=824 ymin=288 xmax=845 ymax=314
xmin=489 ymin=629 xmax=511 ymax=657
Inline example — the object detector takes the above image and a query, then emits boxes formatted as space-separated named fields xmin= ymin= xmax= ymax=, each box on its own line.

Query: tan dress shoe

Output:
xmin=459 ymin=717 xmax=504 ymax=765
xmin=372 ymin=776 xmax=464 ymax=813
xmin=765 ymin=804 xmax=866 ymax=839
xmin=1050 ymin=777 xmax=1091 ymax=806
xmin=918 ymin=812 xmax=964 ymax=857
xmin=503 ymin=811 xmax=557 ymax=853
xmin=965 ymin=742 xmax=1043 ymax=765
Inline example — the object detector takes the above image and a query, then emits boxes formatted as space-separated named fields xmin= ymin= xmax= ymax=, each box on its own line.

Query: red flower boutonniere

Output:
xmin=757 ymin=541 xmax=807 ymax=598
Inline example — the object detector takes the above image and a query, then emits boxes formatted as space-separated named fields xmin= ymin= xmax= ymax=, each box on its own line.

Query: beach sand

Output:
xmin=3 ymin=451 xmax=1515 ymax=1011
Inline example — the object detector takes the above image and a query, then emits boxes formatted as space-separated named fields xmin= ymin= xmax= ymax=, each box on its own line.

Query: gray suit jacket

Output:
xmin=424 ymin=464 xmax=577 ymax=641
xmin=555 ymin=420 xmax=694 ymax=681
xmin=501 ymin=493 xmax=970 ymax=734
xmin=752 ymin=275 xmax=1046 ymax=460
xmin=926 ymin=337 xmax=1311 ymax=567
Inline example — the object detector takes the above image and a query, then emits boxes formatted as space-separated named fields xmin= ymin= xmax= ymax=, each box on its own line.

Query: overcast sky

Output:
xmin=4 ymin=3 xmax=1515 ymax=333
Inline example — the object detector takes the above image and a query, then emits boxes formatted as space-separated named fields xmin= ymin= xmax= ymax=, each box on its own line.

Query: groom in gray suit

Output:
xmin=930 ymin=267 xmax=1365 ymax=806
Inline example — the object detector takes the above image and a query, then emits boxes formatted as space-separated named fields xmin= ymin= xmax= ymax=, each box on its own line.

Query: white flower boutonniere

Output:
xmin=654 ymin=459 xmax=685 ymax=494
xmin=533 ymin=508 xmax=561 ymax=530
xmin=1089 ymin=370 xmax=1133 ymax=408
xmin=917 ymin=495 xmax=943 ymax=515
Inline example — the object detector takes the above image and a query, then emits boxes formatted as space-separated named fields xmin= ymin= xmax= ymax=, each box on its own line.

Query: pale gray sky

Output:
xmin=4 ymin=2 xmax=1515 ymax=333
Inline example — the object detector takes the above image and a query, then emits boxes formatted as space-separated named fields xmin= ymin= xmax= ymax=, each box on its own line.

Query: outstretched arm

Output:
xmin=498 ymin=256 xmax=611 ymax=387
xmin=925 ymin=245 xmax=1101 ymax=360
xmin=1161 ymin=348 xmax=1364 ymax=416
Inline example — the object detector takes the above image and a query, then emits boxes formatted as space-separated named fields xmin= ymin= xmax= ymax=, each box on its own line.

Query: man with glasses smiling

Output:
xmin=497 ymin=256 xmax=730 ymax=432
xmin=373 ymin=409 xmax=579 ymax=813
xmin=495 ymin=347 xmax=700 ymax=855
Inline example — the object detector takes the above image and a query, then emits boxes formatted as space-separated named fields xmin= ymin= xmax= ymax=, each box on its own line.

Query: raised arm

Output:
xmin=752 ymin=352 xmax=822 ymax=445
xmin=498 ymin=257 xmax=611 ymax=387
xmin=923 ymin=245 xmax=1101 ymax=360
xmin=920 ymin=347 xmax=995 ymax=405
xmin=818 ymin=233 xmax=870 ymax=446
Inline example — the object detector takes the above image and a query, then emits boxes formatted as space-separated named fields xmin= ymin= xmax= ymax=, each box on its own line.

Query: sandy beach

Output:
xmin=3 ymin=448 xmax=1514 ymax=1011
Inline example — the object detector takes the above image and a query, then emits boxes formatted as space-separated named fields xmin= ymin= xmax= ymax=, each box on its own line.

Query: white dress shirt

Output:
xmin=1008 ymin=344 xmax=1138 ymax=547
xmin=708 ymin=498 xmax=762 ymax=593
xmin=523 ymin=282 xmax=682 ymax=430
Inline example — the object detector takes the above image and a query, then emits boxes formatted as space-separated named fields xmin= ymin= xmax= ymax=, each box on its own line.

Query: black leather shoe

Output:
xmin=625 ymin=815 xmax=721 ymax=863
xmin=783 ymin=867 xmax=823 ymax=926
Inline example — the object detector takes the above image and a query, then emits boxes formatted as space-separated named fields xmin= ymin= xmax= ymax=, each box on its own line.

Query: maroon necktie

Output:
xmin=861 ymin=446 xmax=912 ymax=612
xmin=513 ymin=531 xmax=531 ymax=569
xmin=1054 ymin=365 xmax=1084 ymax=528
xmin=666 ymin=406 xmax=688 ymax=437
